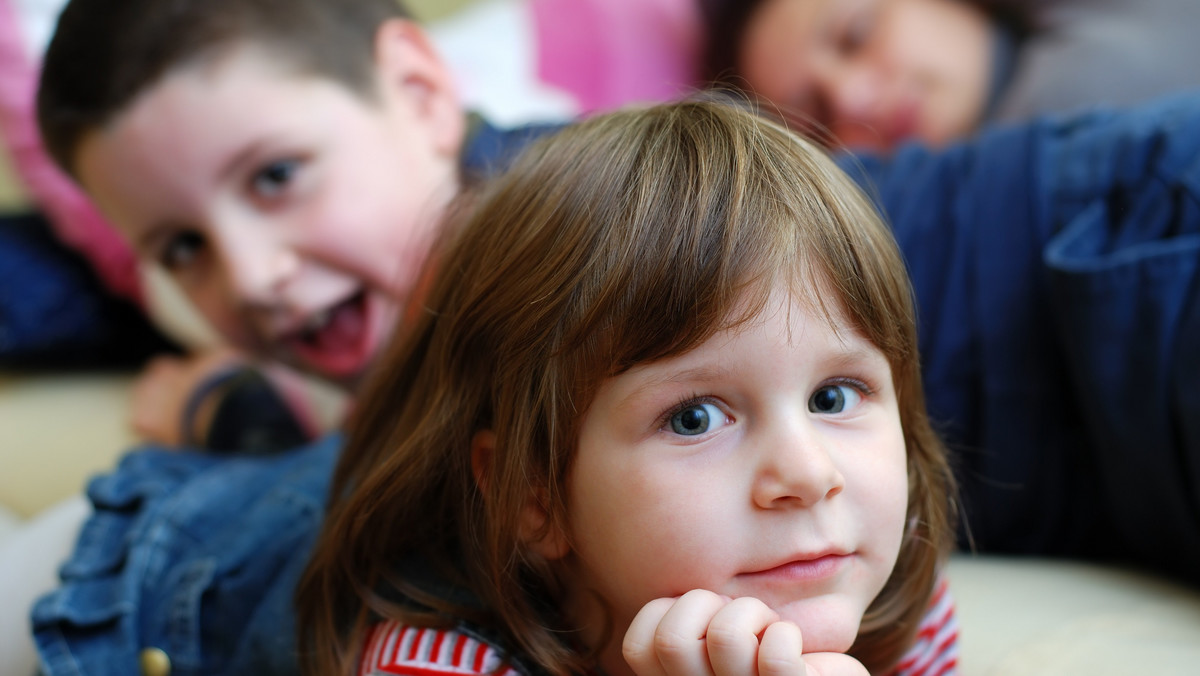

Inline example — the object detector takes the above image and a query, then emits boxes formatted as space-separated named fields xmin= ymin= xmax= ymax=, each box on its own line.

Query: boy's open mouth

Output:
xmin=284 ymin=291 xmax=372 ymax=379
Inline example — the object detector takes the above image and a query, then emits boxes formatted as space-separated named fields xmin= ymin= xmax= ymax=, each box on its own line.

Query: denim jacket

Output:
xmin=32 ymin=92 xmax=1200 ymax=674
xmin=840 ymin=91 xmax=1200 ymax=579
xmin=32 ymin=436 xmax=340 ymax=675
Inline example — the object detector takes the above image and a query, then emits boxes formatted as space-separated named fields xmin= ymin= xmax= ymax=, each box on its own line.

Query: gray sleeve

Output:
xmin=993 ymin=0 xmax=1200 ymax=122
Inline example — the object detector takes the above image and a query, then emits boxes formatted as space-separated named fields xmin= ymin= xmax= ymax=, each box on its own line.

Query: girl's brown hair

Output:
xmin=297 ymin=98 xmax=956 ymax=676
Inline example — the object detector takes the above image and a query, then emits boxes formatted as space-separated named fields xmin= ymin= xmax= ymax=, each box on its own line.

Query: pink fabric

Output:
xmin=531 ymin=0 xmax=703 ymax=114
xmin=0 ymin=0 xmax=142 ymax=303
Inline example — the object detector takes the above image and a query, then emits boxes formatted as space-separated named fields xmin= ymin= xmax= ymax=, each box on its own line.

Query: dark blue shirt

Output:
xmin=839 ymin=98 xmax=1200 ymax=576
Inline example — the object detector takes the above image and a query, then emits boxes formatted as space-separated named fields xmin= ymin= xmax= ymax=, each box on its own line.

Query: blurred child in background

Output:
xmin=703 ymin=0 xmax=1200 ymax=152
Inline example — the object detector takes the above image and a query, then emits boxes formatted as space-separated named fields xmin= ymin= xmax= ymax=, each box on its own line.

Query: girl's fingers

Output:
xmin=625 ymin=590 xmax=726 ymax=676
xmin=624 ymin=598 xmax=676 ymax=676
xmin=654 ymin=590 xmax=724 ymax=676
xmin=795 ymin=651 xmax=869 ymax=676
xmin=757 ymin=621 xmax=805 ymax=676
xmin=705 ymin=597 xmax=779 ymax=676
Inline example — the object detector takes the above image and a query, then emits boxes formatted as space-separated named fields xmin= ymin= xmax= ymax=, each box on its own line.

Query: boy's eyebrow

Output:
xmin=134 ymin=226 xmax=166 ymax=252
xmin=135 ymin=221 xmax=186 ymax=254
xmin=217 ymin=139 xmax=275 ymax=183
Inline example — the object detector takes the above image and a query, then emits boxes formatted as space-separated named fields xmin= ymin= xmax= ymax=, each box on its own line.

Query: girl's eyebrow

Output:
xmin=615 ymin=366 xmax=731 ymax=408
xmin=822 ymin=344 xmax=890 ymax=370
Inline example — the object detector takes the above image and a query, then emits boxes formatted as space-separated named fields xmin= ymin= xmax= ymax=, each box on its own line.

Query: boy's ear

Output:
xmin=374 ymin=18 xmax=465 ymax=157
xmin=470 ymin=430 xmax=570 ymax=561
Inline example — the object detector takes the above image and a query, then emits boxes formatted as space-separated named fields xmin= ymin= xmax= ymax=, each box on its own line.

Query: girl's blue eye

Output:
xmin=251 ymin=159 xmax=299 ymax=198
xmin=669 ymin=402 xmax=725 ymax=436
xmin=809 ymin=384 xmax=863 ymax=414
xmin=159 ymin=231 xmax=206 ymax=271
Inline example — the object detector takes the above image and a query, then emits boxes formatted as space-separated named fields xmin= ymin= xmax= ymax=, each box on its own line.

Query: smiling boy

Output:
xmin=41 ymin=0 xmax=461 ymax=391
xmin=25 ymin=0 xmax=561 ymax=672
xmin=35 ymin=0 xmax=559 ymax=456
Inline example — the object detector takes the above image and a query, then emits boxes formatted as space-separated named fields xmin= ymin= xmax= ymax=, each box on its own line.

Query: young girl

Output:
xmin=297 ymin=98 xmax=958 ymax=676
xmin=702 ymin=0 xmax=1200 ymax=153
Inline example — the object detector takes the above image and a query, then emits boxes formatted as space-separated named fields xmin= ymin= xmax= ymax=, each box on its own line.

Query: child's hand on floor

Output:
xmin=129 ymin=348 xmax=248 ymax=447
xmin=623 ymin=590 xmax=868 ymax=676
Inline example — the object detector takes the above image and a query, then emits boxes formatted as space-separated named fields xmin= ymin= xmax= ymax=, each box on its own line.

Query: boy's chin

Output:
xmin=305 ymin=361 xmax=364 ymax=392
xmin=273 ymin=352 xmax=365 ymax=393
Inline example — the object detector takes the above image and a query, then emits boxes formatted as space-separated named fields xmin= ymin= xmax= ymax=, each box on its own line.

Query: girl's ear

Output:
xmin=372 ymin=18 xmax=465 ymax=158
xmin=471 ymin=430 xmax=570 ymax=561
xmin=470 ymin=429 xmax=497 ymax=490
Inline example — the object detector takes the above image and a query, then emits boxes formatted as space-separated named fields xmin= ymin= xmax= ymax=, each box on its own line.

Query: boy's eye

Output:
xmin=809 ymin=383 xmax=864 ymax=414
xmin=840 ymin=9 xmax=876 ymax=55
xmin=668 ymin=402 xmax=727 ymax=436
xmin=251 ymin=159 xmax=300 ymax=198
xmin=159 ymin=231 xmax=207 ymax=271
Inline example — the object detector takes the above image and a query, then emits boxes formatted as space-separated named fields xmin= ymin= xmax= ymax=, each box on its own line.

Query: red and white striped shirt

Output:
xmin=360 ymin=579 xmax=959 ymax=676
xmin=359 ymin=621 xmax=518 ymax=676
xmin=888 ymin=577 xmax=959 ymax=676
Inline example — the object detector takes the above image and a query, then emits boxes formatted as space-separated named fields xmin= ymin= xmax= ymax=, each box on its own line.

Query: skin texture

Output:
xmin=75 ymin=20 xmax=464 ymax=391
xmin=534 ymin=286 xmax=908 ymax=676
xmin=737 ymin=0 xmax=992 ymax=152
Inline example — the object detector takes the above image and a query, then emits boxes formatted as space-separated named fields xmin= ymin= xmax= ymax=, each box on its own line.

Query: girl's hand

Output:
xmin=622 ymin=590 xmax=867 ymax=676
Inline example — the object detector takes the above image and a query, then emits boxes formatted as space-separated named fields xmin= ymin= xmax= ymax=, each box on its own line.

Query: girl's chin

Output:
xmin=773 ymin=596 xmax=865 ymax=654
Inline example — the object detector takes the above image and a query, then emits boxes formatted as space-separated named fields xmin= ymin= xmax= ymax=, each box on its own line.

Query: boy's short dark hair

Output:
xmin=37 ymin=0 xmax=412 ymax=176
xmin=697 ymin=0 xmax=769 ymax=88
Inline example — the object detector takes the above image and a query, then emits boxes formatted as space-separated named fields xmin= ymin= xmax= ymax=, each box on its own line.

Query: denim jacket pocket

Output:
xmin=1043 ymin=189 xmax=1200 ymax=581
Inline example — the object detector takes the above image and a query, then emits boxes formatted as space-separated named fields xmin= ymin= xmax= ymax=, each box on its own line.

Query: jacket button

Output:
xmin=139 ymin=647 xmax=171 ymax=676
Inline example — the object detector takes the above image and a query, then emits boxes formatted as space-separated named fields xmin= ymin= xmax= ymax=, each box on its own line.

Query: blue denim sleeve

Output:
xmin=31 ymin=435 xmax=341 ymax=676
xmin=839 ymin=90 xmax=1200 ymax=584
xmin=1040 ymin=95 xmax=1200 ymax=583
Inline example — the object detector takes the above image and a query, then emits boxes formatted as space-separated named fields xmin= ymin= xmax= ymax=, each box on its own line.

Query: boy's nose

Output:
xmin=752 ymin=419 xmax=846 ymax=509
xmin=217 ymin=226 xmax=301 ymax=307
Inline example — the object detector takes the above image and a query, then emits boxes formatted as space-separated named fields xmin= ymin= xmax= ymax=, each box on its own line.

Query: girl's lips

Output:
xmin=283 ymin=292 xmax=375 ymax=380
xmin=740 ymin=553 xmax=851 ymax=583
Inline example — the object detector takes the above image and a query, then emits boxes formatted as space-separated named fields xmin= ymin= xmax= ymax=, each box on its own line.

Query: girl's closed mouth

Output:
xmin=739 ymin=551 xmax=852 ymax=582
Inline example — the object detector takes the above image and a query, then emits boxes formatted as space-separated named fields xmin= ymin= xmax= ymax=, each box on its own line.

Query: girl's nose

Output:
xmin=752 ymin=419 xmax=846 ymax=509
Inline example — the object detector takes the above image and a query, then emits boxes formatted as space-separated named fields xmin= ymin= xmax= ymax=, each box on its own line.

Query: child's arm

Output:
xmin=623 ymin=591 xmax=867 ymax=676
xmin=836 ymin=90 xmax=1200 ymax=583
xmin=130 ymin=349 xmax=318 ymax=453
xmin=130 ymin=349 xmax=244 ymax=446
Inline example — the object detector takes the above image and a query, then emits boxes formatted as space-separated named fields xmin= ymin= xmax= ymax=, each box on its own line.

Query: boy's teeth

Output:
xmin=303 ymin=309 xmax=333 ymax=334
